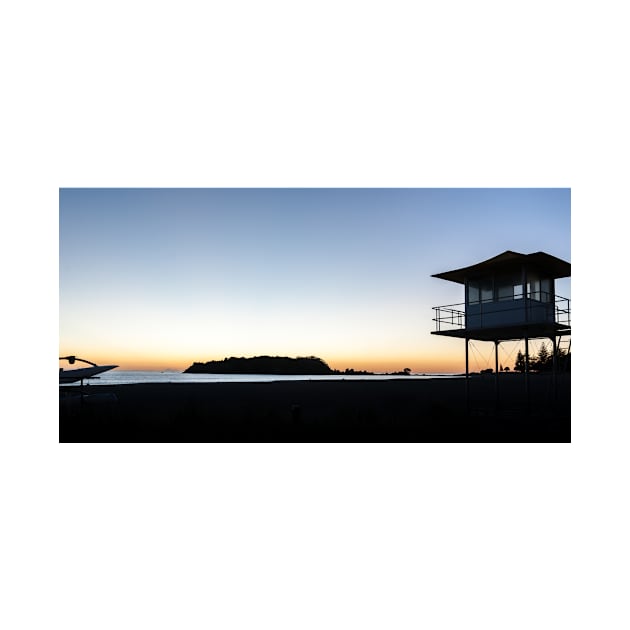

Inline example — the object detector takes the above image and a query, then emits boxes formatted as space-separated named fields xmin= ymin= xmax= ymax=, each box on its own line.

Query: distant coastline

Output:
xmin=183 ymin=356 xmax=409 ymax=376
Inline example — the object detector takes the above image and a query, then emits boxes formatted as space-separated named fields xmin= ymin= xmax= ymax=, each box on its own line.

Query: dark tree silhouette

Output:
xmin=513 ymin=344 xmax=570 ymax=373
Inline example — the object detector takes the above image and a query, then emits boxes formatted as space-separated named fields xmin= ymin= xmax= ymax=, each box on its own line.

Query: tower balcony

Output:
xmin=432 ymin=294 xmax=571 ymax=341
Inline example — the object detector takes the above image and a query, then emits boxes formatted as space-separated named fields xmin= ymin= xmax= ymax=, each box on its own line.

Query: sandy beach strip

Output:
xmin=59 ymin=375 xmax=570 ymax=443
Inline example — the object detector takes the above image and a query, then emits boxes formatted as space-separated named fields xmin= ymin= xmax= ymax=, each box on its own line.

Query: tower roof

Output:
xmin=432 ymin=250 xmax=571 ymax=284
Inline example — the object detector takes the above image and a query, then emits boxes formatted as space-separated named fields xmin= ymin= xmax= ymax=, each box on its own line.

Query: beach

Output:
xmin=59 ymin=374 xmax=570 ymax=443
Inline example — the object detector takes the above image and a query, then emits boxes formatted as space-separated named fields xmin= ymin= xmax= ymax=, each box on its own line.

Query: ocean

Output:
xmin=63 ymin=370 xmax=462 ymax=386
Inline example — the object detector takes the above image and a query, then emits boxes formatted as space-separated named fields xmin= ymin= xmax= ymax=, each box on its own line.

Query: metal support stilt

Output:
xmin=552 ymin=335 xmax=558 ymax=402
xmin=525 ymin=336 xmax=530 ymax=414
xmin=465 ymin=337 xmax=470 ymax=416
xmin=495 ymin=340 xmax=500 ymax=411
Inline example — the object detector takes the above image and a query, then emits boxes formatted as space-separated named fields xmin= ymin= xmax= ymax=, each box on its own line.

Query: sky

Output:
xmin=59 ymin=188 xmax=570 ymax=372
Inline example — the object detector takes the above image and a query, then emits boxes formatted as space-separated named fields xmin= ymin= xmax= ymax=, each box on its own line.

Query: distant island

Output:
xmin=184 ymin=356 xmax=412 ymax=376
xmin=185 ymin=356 xmax=343 ymax=375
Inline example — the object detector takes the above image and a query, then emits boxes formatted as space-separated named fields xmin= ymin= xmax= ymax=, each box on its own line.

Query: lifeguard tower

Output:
xmin=431 ymin=250 xmax=571 ymax=407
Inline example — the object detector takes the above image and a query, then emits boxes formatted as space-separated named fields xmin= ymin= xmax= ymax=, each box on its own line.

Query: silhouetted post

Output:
xmin=525 ymin=335 xmax=530 ymax=414
xmin=552 ymin=335 xmax=558 ymax=401
xmin=465 ymin=337 xmax=470 ymax=416
xmin=494 ymin=340 xmax=500 ymax=410
xmin=291 ymin=404 xmax=302 ymax=423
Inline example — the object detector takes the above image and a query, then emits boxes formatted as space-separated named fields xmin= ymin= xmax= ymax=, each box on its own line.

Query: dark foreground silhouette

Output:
xmin=59 ymin=374 xmax=570 ymax=443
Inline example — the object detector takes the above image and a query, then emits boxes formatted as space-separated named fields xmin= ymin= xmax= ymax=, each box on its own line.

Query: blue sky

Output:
xmin=59 ymin=188 xmax=570 ymax=371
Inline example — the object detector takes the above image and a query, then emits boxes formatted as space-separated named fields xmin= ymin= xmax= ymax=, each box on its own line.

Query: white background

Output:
xmin=2 ymin=1 xmax=627 ymax=629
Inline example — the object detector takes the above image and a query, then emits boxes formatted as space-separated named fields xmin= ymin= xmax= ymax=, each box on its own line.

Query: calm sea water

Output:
xmin=65 ymin=370 xmax=462 ymax=386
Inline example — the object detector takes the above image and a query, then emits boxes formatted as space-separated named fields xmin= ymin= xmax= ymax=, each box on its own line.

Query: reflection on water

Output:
xmin=62 ymin=370 xmax=463 ymax=386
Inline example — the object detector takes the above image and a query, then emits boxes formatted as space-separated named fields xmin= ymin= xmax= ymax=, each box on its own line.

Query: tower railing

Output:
xmin=432 ymin=303 xmax=466 ymax=331
xmin=432 ymin=294 xmax=571 ymax=332
xmin=554 ymin=295 xmax=571 ymax=327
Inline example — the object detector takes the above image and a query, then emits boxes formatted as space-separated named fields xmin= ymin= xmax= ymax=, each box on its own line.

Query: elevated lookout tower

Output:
xmin=431 ymin=250 xmax=571 ymax=402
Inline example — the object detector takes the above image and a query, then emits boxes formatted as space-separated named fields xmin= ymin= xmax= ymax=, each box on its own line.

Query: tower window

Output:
xmin=468 ymin=283 xmax=480 ymax=304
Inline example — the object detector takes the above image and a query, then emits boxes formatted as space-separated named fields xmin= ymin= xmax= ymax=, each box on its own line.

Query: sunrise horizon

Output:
xmin=59 ymin=188 xmax=570 ymax=379
xmin=57 ymin=351 xmax=466 ymax=374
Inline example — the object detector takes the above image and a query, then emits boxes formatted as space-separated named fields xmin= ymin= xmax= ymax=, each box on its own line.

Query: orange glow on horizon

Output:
xmin=60 ymin=336 xmax=540 ymax=374
xmin=60 ymin=347 xmax=467 ymax=374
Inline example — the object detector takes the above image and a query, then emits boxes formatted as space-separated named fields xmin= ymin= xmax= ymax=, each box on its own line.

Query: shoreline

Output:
xmin=59 ymin=375 xmax=571 ymax=443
